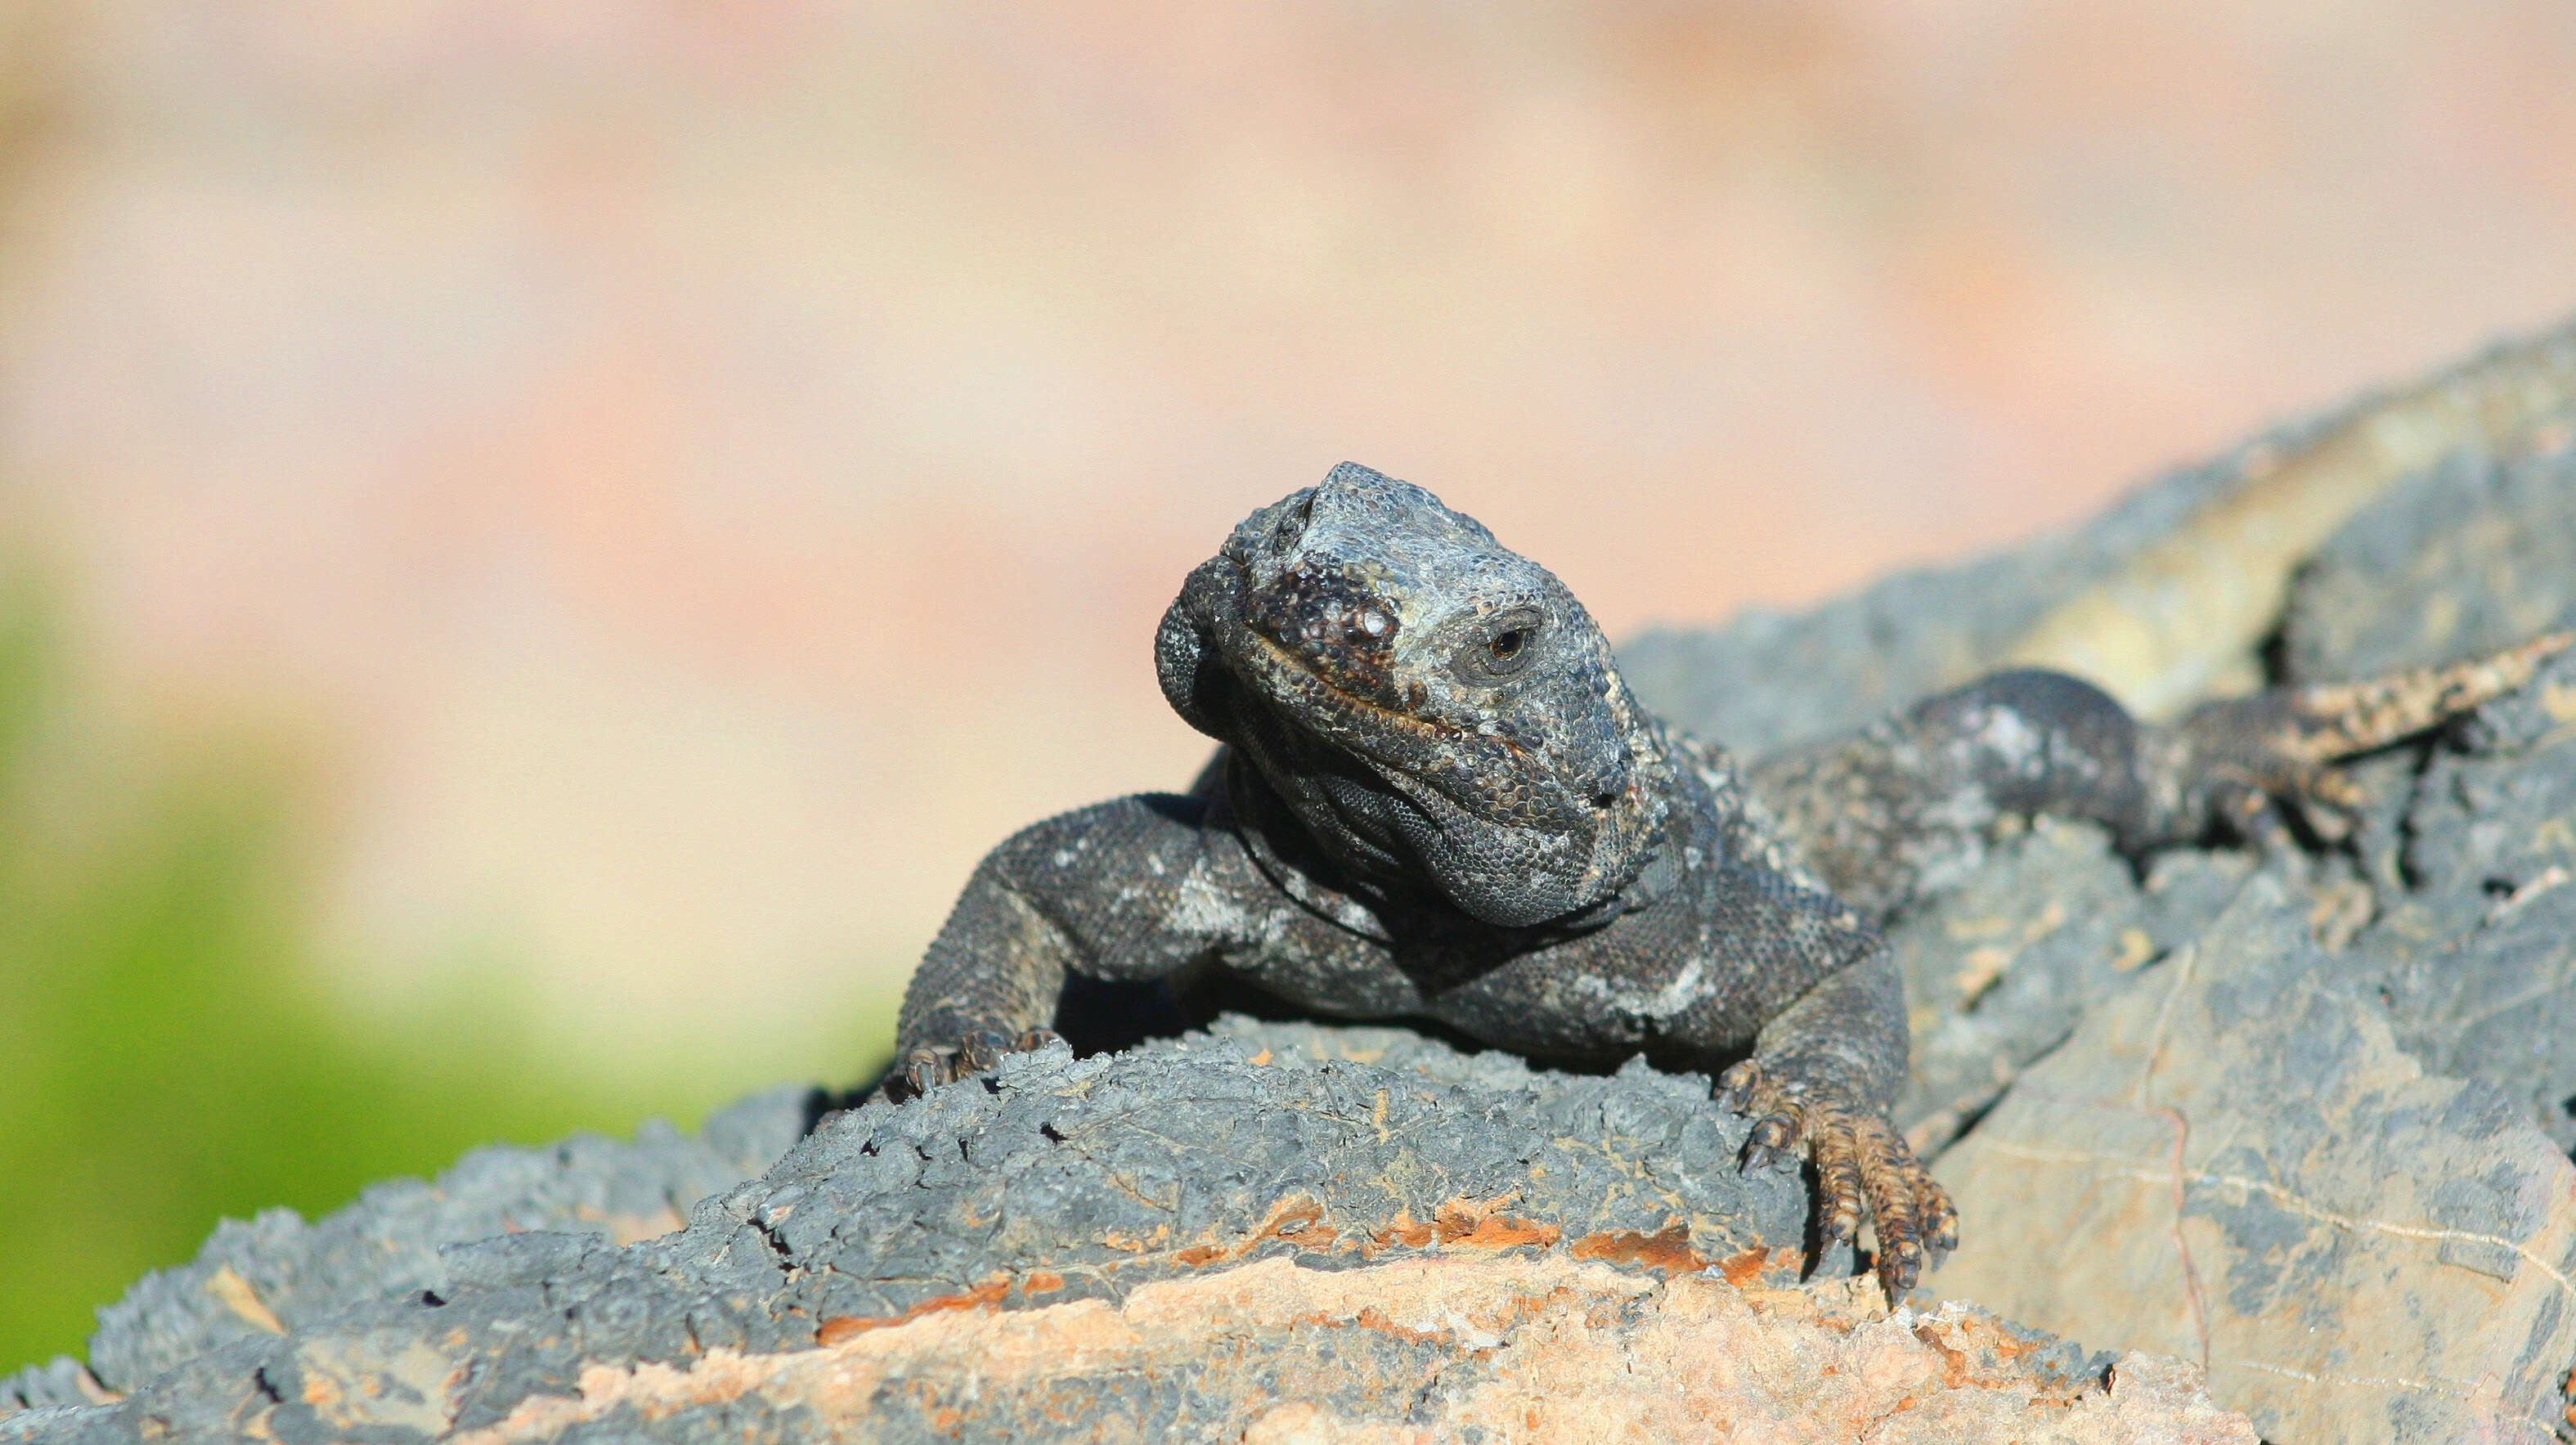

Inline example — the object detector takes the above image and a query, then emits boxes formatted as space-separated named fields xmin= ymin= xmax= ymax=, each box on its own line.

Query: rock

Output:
xmin=24 ymin=324 xmax=2576 ymax=1442
xmin=2379 ymin=878 xmax=2576 ymax=1154
xmin=702 ymin=1021 xmax=1845 ymax=1339
xmin=1874 ymin=814 xmax=2285 ymax=1162
xmin=349 ymin=1259 xmax=2247 ymax=1445
xmin=5 ymin=1023 xmax=1887 ymax=1441
xmin=2269 ymin=444 xmax=2576 ymax=1147
xmin=2363 ymin=647 xmax=2576 ymax=1151
xmin=1929 ymin=878 xmax=2576 ymax=1444
xmin=1994 ymin=330 xmax=2576 ymax=720
xmin=1887 ymin=820 xmax=2159 ymax=1157
xmin=0 ymin=1085 xmax=818 ymax=1414
xmin=2281 ymin=444 xmax=2576 ymax=686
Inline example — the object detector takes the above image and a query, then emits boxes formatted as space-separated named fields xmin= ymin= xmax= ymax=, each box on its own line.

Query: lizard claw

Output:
xmin=890 ymin=1026 xmax=1065 ymax=1101
xmin=1718 ymin=1059 xmax=1954 ymax=1302
xmin=1719 ymin=1061 xmax=1797 ymax=1172
xmin=1715 ymin=1061 xmax=1757 ymax=1115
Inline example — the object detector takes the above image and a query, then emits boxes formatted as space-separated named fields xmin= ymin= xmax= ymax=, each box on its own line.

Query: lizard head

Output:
xmin=1157 ymin=461 xmax=1672 ymax=928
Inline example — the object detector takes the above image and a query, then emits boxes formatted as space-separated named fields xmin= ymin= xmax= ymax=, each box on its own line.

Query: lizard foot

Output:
xmin=1719 ymin=1059 xmax=1958 ymax=1301
xmin=2169 ymin=630 xmax=2574 ymax=850
xmin=2198 ymin=757 xmax=2366 ymax=855
xmin=890 ymin=1026 xmax=1064 ymax=1101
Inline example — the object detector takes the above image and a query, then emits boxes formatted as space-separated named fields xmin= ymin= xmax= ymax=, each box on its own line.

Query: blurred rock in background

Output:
xmin=2 ymin=0 xmax=2573 ymax=1371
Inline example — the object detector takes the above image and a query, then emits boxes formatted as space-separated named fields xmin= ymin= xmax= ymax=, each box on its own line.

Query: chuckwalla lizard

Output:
xmin=890 ymin=463 xmax=2570 ymax=1298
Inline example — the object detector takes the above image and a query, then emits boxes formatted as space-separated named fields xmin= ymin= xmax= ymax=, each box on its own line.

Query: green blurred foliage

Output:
xmin=0 ymin=567 xmax=640 ymax=1372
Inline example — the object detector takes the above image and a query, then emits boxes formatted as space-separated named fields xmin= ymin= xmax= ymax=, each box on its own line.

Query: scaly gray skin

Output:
xmin=1752 ymin=631 xmax=2574 ymax=922
xmin=890 ymin=462 xmax=2571 ymax=1299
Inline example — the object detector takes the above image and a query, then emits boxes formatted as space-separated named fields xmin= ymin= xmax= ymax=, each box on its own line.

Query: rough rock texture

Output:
xmin=7 ymin=1026 xmax=1906 ymax=1441
xmin=1931 ymin=878 xmax=2576 ymax=1445
xmin=1883 ymin=819 xmax=2252 ymax=1156
xmin=0 ymin=1087 xmax=817 ymax=1416
xmin=2269 ymin=448 xmax=2576 ymax=1157
xmin=2282 ymin=446 xmax=2576 ymax=686
xmin=402 ymin=1259 xmax=2249 ymax=1445
xmin=2366 ymin=644 xmax=2576 ymax=1155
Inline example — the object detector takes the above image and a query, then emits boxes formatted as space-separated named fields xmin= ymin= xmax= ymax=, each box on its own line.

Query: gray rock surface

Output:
xmin=2281 ymin=444 xmax=2576 ymax=686
xmin=2362 ymin=645 xmax=2576 ymax=1152
xmin=4 ymin=1025 xmax=1850 ymax=1443
xmin=1931 ymin=878 xmax=2576 ymax=1445
xmin=1884 ymin=819 xmax=2257 ymax=1157
xmin=1 ymin=1086 xmax=816 ymax=1416
xmin=2265 ymin=444 xmax=2576 ymax=1149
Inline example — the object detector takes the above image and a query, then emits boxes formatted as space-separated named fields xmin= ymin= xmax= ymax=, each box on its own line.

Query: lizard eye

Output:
xmin=1453 ymin=608 xmax=1544 ymax=682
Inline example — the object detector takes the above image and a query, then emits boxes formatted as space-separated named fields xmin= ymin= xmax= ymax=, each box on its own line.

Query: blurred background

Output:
xmin=2 ymin=0 xmax=2573 ymax=1370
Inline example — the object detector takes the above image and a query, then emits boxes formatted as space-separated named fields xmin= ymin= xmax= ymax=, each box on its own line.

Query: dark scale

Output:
xmin=889 ymin=462 xmax=2572 ymax=1299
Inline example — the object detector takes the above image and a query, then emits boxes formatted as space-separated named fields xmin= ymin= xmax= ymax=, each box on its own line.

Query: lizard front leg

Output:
xmin=1713 ymin=948 xmax=1958 ymax=1300
xmin=894 ymin=865 xmax=1075 ymax=1097
xmin=892 ymin=793 xmax=1226 ymax=1097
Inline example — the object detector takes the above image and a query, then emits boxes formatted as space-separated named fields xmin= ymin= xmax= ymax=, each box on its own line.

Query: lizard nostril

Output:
xmin=1274 ymin=490 xmax=1318 ymax=550
xmin=1591 ymin=789 xmax=1620 ymax=810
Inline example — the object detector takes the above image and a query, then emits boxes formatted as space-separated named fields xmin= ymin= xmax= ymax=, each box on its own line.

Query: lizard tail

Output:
xmin=2282 ymin=630 xmax=2574 ymax=760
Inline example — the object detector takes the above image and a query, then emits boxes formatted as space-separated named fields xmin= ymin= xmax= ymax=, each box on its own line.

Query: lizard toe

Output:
xmin=1922 ymin=1174 xmax=1961 ymax=1257
xmin=1715 ymin=1059 xmax=1767 ymax=1115
xmin=955 ymin=1028 xmax=1013 ymax=1074
xmin=892 ymin=1024 xmax=1066 ymax=1101
xmin=898 ymin=1046 xmax=958 ymax=1100
xmin=1722 ymin=1061 xmax=1815 ymax=1174
xmin=1742 ymin=1110 xmax=1808 ymax=1175
xmin=2286 ymin=762 xmax=2364 ymax=843
xmin=1811 ymin=1113 xmax=1865 ymax=1246
xmin=2210 ymin=776 xmax=2296 ymax=855
xmin=1716 ymin=1062 xmax=1957 ymax=1296
xmin=1851 ymin=1112 xmax=1943 ymax=1301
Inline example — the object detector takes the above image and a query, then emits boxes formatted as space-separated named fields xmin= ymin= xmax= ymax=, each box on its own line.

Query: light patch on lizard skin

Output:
xmin=1552 ymin=949 xmax=1713 ymax=1030
xmin=1963 ymin=702 xmax=2044 ymax=770
xmin=1163 ymin=864 xmax=1272 ymax=942
xmin=1639 ymin=956 xmax=1712 ymax=1025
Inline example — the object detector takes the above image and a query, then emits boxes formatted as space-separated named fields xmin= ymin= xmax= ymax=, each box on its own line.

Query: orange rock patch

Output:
xmin=1568 ymin=1222 xmax=1707 ymax=1273
xmin=457 ymin=1254 xmax=2255 ymax=1444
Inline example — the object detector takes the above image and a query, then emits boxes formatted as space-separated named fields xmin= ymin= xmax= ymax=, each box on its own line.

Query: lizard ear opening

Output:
xmin=1156 ymin=583 xmax=1236 ymax=743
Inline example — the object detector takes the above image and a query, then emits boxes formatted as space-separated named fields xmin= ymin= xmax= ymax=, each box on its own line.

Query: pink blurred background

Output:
xmin=2 ymin=0 xmax=2573 ymax=1095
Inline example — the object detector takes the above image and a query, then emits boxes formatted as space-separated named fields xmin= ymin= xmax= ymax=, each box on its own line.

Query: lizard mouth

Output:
xmin=1241 ymin=626 xmax=1455 ymax=745
xmin=1234 ymin=622 xmax=1608 ymax=841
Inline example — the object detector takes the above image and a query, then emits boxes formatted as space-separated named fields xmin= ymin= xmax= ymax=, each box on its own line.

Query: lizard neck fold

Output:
xmin=1213 ymin=746 xmax=1688 ymax=945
